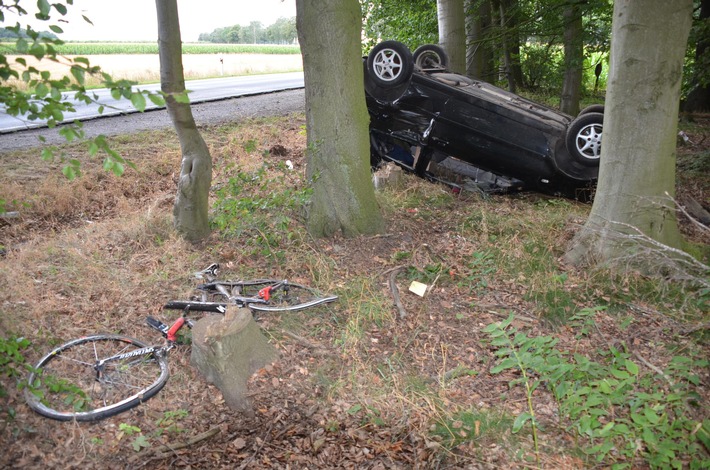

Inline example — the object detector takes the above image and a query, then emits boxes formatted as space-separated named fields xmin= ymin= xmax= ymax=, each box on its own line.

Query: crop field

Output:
xmin=0 ymin=41 xmax=301 ymax=55
xmin=4 ymin=52 xmax=303 ymax=88
xmin=1 ymin=41 xmax=303 ymax=88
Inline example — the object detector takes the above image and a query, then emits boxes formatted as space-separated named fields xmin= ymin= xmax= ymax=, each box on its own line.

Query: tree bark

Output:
xmin=155 ymin=0 xmax=212 ymax=241
xmin=191 ymin=306 xmax=278 ymax=414
xmin=465 ymin=0 xmax=495 ymax=80
xmin=296 ymin=0 xmax=384 ymax=237
xmin=437 ymin=0 xmax=467 ymax=74
xmin=560 ymin=0 xmax=584 ymax=115
xmin=495 ymin=0 xmax=523 ymax=92
xmin=565 ymin=0 xmax=692 ymax=267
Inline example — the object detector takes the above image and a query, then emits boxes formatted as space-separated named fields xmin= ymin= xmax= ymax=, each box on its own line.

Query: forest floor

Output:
xmin=0 ymin=111 xmax=708 ymax=469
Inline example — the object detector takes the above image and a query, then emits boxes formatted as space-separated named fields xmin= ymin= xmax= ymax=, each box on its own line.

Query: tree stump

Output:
xmin=190 ymin=306 xmax=278 ymax=414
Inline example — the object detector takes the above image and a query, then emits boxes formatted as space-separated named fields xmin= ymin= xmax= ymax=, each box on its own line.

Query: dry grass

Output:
xmin=0 ymin=113 xmax=708 ymax=468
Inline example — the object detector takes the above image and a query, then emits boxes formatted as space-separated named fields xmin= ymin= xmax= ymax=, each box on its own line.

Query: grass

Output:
xmin=0 ymin=114 xmax=708 ymax=467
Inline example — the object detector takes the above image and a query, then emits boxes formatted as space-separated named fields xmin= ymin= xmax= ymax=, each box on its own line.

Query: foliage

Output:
xmin=360 ymin=0 xmax=438 ymax=52
xmin=683 ymin=0 xmax=710 ymax=100
xmin=359 ymin=0 xmax=614 ymax=94
xmin=0 ymin=0 xmax=164 ymax=183
xmin=5 ymin=335 xmax=93 ymax=416
xmin=520 ymin=43 xmax=564 ymax=91
xmin=118 ymin=409 xmax=190 ymax=452
xmin=460 ymin=250 xmax=497 ymax=294
xmin=0 ymin=335 xmax=30 ymax=418
xmin=484 ymin=311 xmax=709 ymax=468
xmin=118 ymin=423 xmax=151 ymax=451
xmin=198 ymin=17 xmax=297 ymax=45
xmin=432 ymin=408 xmax=514 ymax=449
xmin=26 ymin=369 xmax=91 ymax=413
xmin=155 ymin=409 xmax=189 ymax=434
xmin=210 ymin=163 xmax=312 ymax=261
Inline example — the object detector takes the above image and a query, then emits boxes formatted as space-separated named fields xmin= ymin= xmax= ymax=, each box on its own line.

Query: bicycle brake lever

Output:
xmin=146 ymin=316 xmax=169 ymax=338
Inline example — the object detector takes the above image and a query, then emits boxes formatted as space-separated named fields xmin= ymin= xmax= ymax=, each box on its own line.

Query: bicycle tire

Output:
xmin=25 ymin=334 xmax=169 ymax=422
xmin=248 ymin=283 xmax=338 ymax=313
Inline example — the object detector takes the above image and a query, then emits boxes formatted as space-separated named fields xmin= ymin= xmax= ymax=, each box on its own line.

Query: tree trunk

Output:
xmin=560 ymin=1 xmax=583 ymax=115
xmin=565 ymin=0 xmax=692 ymax=267
xmin=155 ymin=0 xmax=212 ymax=241
xmin=296 ymin=0 xmax=384 ymax=237
xmin=465 ymin=0 xmax=495 ymax=80
xmin=437 ymin=0 xmax=466 ymax=74
xmin=495 ymin=0 xmax=522 ymax=92
xmin=504 ymin=0 xmax=524 ymax=89
xmin=191 ymin=306 xmax=278 ymax=414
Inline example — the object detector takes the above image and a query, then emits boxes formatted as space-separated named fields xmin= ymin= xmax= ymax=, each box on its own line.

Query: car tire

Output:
xmin=566 ymin=112 xmax=603 ymax=166
xmin=413 ymin=44 xmax=448 ymax=70
xmin=578 ymin=104 xmax=605 ymax=116
xmin=367 ymin=41 xmax=414 ymax=88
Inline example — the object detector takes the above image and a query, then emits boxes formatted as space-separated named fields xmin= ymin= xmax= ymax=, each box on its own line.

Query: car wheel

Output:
xmin=566 ymin=112 xmax=603 ymax=166
xmin=578 ymin=104 xmax=605 ymax=116
xmin=413 ymin=44 xmax=448 ymax=70
xmin=367 ymin=41 xmax=414 ymax=88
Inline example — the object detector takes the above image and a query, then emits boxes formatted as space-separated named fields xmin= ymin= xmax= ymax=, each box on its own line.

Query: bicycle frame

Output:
xmin=25 ymin=264 xmax=337 ymax=422
xmin=96 ymin=314 xmax=188 ymax=368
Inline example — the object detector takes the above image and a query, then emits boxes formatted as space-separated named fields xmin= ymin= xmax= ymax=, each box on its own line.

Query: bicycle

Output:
xmin=24 ymin=265 xmax=337 ymax=421
xmin=164 ymin=263 xmax=338 ymax=314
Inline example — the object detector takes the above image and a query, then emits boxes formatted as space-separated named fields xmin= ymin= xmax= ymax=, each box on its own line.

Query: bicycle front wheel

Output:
xmin=249 ymin=283 xmax=338 ymax=313
xmin=25 ymin=334 xmax=169 ymax=422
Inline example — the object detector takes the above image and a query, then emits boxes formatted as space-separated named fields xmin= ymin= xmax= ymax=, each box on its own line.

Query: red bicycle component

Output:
xmin=167 ymin=317 xmax=186 ymax=342
xmin=258 ymin=285 xmax=273 ymax=301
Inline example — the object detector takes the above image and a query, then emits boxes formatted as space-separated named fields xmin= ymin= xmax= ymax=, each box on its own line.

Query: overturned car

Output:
xmin=364 ymin=41 xmax=603 ymax=199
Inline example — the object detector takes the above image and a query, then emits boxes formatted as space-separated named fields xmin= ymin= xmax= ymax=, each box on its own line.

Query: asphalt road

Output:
xmin=0 ymin=80 xmax=306 ymax=153
xmin=0 ymin=72 xmax=304 ymax=133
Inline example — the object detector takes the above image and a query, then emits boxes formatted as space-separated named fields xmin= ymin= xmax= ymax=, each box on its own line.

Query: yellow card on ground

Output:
xmin=409 ymin=281 xmax=428 ymax=297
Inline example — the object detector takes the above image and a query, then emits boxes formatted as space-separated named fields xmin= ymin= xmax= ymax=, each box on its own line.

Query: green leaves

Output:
xmin=148 ymin=92 xmax=166 ymax=107
xmin=69 ymin=64 xmax=85 ymax=85
xmin=36 ymin=0 xmax=51 ymax=19
xmin=512 ymin=412 xmax=533 ymax=434
xmin=61 ymin=158 xmax=81 ymax=180
xmin=483 ymin=312 xmax=708 ymax=468
xmin=1 ymin=1 xmax=164 ymax=180
xmin=130 ymin=91 xmax=146 ymax=112
xmin=131 ymin=434 xmax=151 ymax=452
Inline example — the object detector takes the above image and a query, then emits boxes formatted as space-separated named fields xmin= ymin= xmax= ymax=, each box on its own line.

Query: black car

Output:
xmin=364 ymin=41 xmax=603 ymax=199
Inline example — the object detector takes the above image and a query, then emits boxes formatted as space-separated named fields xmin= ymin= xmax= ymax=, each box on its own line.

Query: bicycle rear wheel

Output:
xmin=25 ymin=334 xmax=169 ymax=422
xmin=249 ymin=282 xmax=338 ymax=313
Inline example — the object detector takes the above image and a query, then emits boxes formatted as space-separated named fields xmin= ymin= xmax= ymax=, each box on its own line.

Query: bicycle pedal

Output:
xmin=146 ymin=316 xmax=169 ymax=337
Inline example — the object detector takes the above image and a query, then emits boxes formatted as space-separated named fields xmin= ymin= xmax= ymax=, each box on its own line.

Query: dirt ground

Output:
xmin=0 ymin=112 xmax=708 ymax=469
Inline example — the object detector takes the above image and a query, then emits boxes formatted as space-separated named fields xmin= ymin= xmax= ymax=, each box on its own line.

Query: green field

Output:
xmin=0 ymin=42 xmax=301 ymax=55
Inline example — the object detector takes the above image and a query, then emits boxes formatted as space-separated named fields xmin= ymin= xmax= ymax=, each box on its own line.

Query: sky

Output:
xmin=6 ymin=0 xmax=297 ymax=42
